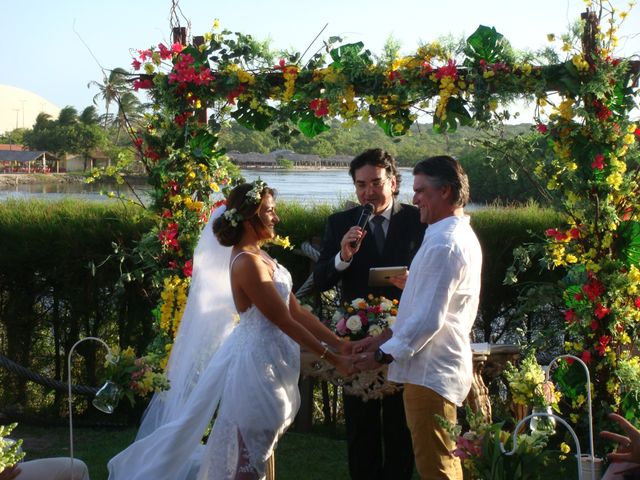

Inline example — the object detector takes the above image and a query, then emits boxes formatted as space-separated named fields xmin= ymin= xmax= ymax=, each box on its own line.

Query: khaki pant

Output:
xmin=13 ymin=458 xmax=90 ymax=480
xmin=403 ymin=384 xmax=462 ymax=480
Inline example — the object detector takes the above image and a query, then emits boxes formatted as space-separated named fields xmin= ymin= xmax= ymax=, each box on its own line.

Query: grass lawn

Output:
xmin=12 ymin=423 xmax=384 ymax=480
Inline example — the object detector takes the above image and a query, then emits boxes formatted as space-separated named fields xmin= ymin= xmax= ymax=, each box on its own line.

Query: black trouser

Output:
xmin=344 ymin=390 xmax=414 ymax=480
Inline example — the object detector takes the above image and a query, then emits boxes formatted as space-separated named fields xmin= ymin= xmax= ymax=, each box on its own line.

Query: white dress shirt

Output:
xmin=382 ymin=215 xmax=482 ymax=406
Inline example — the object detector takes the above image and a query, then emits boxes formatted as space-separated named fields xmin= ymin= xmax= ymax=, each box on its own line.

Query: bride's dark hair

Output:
xmin=213 ymin=182 xmax=275 ymax=246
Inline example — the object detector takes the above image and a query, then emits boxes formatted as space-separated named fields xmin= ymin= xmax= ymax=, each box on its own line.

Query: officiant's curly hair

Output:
xmin=213 ymin=182 xmax=275 ymax=246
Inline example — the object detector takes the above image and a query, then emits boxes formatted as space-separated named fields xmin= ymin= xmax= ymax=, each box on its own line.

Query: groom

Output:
xmin=314 ymin=148 xmax=424 ymax=480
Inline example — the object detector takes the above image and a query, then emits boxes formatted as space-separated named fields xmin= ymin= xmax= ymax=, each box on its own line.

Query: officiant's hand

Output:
xmin=388 ymin=271 xmax=408 ymax=290
xmin=601 ymin=413 xmax=640 ymax=464
xmin=339 ymin=227 xmax=367 ymax=262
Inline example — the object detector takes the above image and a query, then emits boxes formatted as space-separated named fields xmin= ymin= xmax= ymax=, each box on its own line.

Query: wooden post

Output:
xmin=172 ymin=27 xmax=187 ymax=46
xmin=581 ymin=10 xmax=598 ymax=65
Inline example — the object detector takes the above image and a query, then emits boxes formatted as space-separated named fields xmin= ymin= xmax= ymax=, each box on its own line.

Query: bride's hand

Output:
xmin=334 ymin=354 xmax=359 ymax=377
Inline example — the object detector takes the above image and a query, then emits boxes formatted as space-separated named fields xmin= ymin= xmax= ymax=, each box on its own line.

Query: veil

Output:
xmin=136 ymin=204 xmax=236 ymax=440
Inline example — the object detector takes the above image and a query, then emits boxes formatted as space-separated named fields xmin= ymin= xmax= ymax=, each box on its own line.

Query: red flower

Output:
xmin=420 ymin=62 xmax=433 ymax=76
xmin=591 ymin=153 xmax=605 ymax=170
xmin=590 ymin=320 xmax=599 ymax=331
xmin=133 ymin=78 xmax=154 ymax=91
xmin=569 ymin=228 xmax=581 ymax=239
xmin=158 ymin=43 xmax=173 ymax=60
xmin=595 ymin=335 xmax=611 ymax=356
xmin=167 ymin=260 xmax=178 ymax=269
xmin=581 ymin=350 xmax=592 ymax=364
xmin=594 ymin=303 xmax=611 ymax=319
xmin=435 ymin=59 xmax=458 ymax=81
xmin=536 ymin=124 xmax=548 ymax=134
xmin=171 ymin=43 xmax=184 ymax=54
xmin=138 ymin=49 xmax=153 ymax=61
xmin=574 ymin=292 xmax=584 ymax=301
xmin=182 ymin=259 xmax=193 ymax=277
xmin=564 ymin=309 xmax=578 ymax=323
xmin=582 ymin=275 xmax=606 ymax=301
xmin=133 ymin=137 xmax=143 ymax=148
xmin=161 ymin=209 xmax=173 ymax=218
xmin=158 ymin=222 xmax=180 ymax=251
xmin=131 ymin=59 xmax=142 ymax=71
xmin=545 ymin=228 xmax=567 ymax=241
xmin=309 ymin=99 xmax=329 ymax=117
xmin=635 ymin=297 xmax=640 ymax=309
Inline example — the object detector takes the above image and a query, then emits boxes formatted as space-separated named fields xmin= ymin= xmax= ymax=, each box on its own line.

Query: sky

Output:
xmin=4 ymin=0 xmax=640 ymax=121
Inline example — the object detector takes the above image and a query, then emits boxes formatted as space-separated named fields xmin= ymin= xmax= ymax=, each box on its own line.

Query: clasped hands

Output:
xmin=332 ymin=336 xmax=386 ymax=377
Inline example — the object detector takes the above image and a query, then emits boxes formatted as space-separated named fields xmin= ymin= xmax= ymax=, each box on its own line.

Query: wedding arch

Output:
xmin=111 ymin=1 xmax=640 ymax=425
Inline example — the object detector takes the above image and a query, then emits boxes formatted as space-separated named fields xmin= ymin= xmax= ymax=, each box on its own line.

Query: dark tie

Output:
xmin=371 ymin=215 xmax=385 ymax=254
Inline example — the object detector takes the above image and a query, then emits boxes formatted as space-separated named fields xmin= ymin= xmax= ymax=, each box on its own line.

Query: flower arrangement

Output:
xmin=504 ymin=350 xmax=562 ymax=412
xmin=102 ymin=346 xmax=170 ymax=405
xmin=331 ymin=294 xmax=397 ymax=341
xmin=439 ymin=407 xmax=576 ymax=480
xmin=0 ymin=423 xmax=24 ymax=473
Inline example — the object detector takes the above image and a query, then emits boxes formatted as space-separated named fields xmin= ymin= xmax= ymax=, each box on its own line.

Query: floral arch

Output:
xmin=110 ymin=1 xmax=640 ymax=427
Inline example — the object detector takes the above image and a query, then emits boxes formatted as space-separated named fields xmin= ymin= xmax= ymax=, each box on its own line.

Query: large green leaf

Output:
xmin=463 ymin=25 xmax=508 ymax=66
xmin=329 ymin=42 xmax=372 ymax=69
xmin=230 ymin=101 xmax=276 ymax=131
xmin=615 ymin=220 xmax=640 ymax=267
xmin=373 ymin=109 xmax=413 ymax=137
xmin=433 ymin=97 xmax=473 ymax=133
xmin=292 ymin=110 xmax=330 ymax=138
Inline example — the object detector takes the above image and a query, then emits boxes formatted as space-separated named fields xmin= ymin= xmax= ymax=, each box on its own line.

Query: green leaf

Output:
xmin=615 ymin=220 xmax=640 ymax=267
xmin=433 ymin=97 xmax=473 ymax=133
xmin=231 ymin=101 xmax=276 ymax=131
xmin=292 ymin=110 xmax=330 ymax=138
xmin=328 ymin=42 xmax=371 ymax=69
xmin=374 ymin=110 xmax=413 ymax=137
xmin=463 ymin=25 xmax=508 ymax=65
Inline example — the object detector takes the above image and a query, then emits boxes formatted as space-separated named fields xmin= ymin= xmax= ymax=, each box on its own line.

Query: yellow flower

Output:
xmin=560 ymin=442 xmax=571 ymax=454
xmin=213 ymin=19 xmax=220 ymax=30
xmin=624 ymin=133 xmax=636 ymax=145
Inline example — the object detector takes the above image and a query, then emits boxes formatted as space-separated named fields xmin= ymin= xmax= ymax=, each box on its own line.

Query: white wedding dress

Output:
xmin=108 ymin=209 xmax=301 ymax=480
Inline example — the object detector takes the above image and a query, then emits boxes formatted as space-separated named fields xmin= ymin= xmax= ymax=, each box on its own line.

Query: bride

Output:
xmin=108 ymin=181 xmax=353 ymax=480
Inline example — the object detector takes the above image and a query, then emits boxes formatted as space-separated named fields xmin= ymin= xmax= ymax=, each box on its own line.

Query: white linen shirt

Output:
xmin=382 ymin=214 xmax=482 ymax=406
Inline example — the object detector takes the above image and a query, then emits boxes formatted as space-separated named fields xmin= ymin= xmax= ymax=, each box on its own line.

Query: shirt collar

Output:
xmin=425 ymin=214 xmax=468 ymax=237
xmin=372 ymin=201 xmax=393 ymax=222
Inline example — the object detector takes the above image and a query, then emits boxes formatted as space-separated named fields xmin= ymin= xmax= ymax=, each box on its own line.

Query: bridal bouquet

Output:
xmin=331 ymin=295 xmax=398 ymax=341
xmin=102 ymin=346 xmax=170 ymax=406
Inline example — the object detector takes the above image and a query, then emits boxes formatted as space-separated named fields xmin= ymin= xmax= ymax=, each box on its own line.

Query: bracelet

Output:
xmin=319 ymin=346 xmax=329 ymax=360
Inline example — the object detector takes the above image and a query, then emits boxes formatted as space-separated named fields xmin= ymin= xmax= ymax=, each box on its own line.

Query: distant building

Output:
xmin=0 ymin=85 xmax=60 ymax=134
xmin=0 ymin=149 xmax=59 ymax=173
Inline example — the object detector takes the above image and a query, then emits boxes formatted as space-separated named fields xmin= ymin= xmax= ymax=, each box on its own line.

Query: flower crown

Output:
xmin=246 ymin=179 xmax=266 ymax=204
xmin=222 ymin=179 xmax=268 ymax=227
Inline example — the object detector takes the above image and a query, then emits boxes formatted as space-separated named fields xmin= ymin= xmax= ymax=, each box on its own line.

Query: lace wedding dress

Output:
xmin=108 ymin=210 xmax=301 ymax=480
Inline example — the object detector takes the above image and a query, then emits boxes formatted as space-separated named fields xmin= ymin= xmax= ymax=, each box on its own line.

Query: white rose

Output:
xmin=386 ymin=316 xmax=396 ymax=327
xmin=351 ymin=298 xmax=366 ymax=309
xmin=345 ymin=315 xmax=363 ymax=332
xmin=380 ymin=299 xmax=393 ymax=311
xmin=368 ymin=324 xmax=383 ymax=337
xmin=332 ymin=310 xmax=344 ymax=323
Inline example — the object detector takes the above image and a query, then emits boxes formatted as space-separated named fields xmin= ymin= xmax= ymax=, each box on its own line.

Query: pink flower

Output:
xmin=182 ymin=259 xmax=193 ymax=278
xmin=336 ymin=318 xmax=348 ymax=335
xmin=536 ymin=123 xmax=548 ymax=134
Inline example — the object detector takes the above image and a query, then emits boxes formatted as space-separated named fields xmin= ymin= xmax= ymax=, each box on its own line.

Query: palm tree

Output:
xmin=113 ymin=91 xmax=143 ymax=144
xmin=88 ymin=67 xmax=129 ymax=129
xmin=79 ymin=106 xmax=100 ymax=125
xmin=57 ymin=106 xmax=79 ymax=126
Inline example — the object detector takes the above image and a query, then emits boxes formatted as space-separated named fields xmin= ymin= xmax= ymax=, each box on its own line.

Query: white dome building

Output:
xmin=0 ymin=85 xmax=60 ymax=134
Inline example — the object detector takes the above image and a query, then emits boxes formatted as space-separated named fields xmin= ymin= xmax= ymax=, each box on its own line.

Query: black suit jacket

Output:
xmin=313 ymin=201 xmax=426 ymax=304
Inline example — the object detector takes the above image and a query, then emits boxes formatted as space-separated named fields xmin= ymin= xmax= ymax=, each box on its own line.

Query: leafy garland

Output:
xmin=115 ymin=1 xmax=639 ymax=423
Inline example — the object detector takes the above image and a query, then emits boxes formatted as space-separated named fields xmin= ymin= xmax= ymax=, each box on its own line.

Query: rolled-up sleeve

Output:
xmin=381 ymin=243 xmax=463 ymax=362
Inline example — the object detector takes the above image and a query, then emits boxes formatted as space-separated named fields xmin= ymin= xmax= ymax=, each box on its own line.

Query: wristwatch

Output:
xmin=374 ymin=348 xmax=393 ymax=365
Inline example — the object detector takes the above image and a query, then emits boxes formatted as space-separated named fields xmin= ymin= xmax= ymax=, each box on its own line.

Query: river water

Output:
xmin=0 ymin=168 xmax=416 ymax=206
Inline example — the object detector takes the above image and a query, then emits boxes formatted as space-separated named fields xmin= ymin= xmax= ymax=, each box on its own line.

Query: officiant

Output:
xmin=313 ymin=148 xmax=425 ymax=480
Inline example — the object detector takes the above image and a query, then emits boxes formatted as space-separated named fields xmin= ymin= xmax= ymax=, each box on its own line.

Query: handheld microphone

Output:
xmin=350 ymin=203 xmax=374 ymax=248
